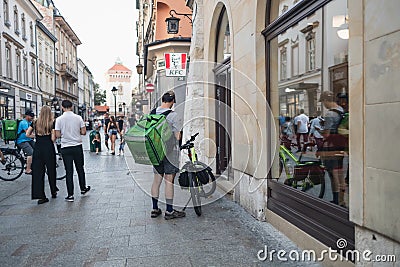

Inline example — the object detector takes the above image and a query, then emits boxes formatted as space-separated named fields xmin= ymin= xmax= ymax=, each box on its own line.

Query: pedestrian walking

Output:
xmin=118 ymin=132 xmax=125 ymax=156
xmin=106 ymin=116 xmax=121 ymax=155
xmin=150 ymin=91 xmax=185 ymax=220
xmin=103 ymin=113 xmax=110 ymax=151
xmin=55 ymin=100 xmax=91 ymax=202
xmin=294 ymin=109 xmax=309 ymax=152
xmin=308 ymin=110 xmax=324 ymax=151
xmin=16 ymin=110 xmax=36 ymax=174
xmin=26 ymin=106 xmax=58 ymax=204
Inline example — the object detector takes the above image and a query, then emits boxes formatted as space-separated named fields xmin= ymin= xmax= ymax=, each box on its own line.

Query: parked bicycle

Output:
xmin=0 ymin=146 xmax=66 ymax=181
xmin=178 ymin=133 xmax=216 ymax=216
xmin=279 ymin=137 xmax=326 ymax=198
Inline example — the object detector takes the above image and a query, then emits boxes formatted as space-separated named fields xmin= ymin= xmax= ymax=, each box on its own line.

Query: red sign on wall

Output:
xmin=146 ymin=83 xmax=155 ymax=92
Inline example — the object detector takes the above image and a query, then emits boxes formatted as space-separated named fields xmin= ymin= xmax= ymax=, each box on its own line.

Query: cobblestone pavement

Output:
xmin=0 ymin=133 xmax=321 ymax=267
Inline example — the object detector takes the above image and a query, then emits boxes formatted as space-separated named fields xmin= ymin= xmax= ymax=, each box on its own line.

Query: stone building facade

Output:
xmin=0 ymin=0 xmax=43 ymax=118
xmin=184 ymin=0 xmax=400 ymax=264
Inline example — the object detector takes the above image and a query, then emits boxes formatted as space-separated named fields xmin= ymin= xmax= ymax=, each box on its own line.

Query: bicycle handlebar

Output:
xmin=180 ymin=133 xmax=199 ymax=150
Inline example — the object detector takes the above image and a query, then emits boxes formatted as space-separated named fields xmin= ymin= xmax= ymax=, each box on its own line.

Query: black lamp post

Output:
xmin=52 ymin=97 xmax=60 ymax=118
xmin=111 ymin=86 xmax=118 ymax=117
xmin=122 ymin=102 xmax=126 ymax=116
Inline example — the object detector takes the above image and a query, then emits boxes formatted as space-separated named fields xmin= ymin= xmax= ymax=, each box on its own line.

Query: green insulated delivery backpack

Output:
xmin=1 ymin=119 xmax=22 ymax=141
xmin=125 ymin=109 xmax=173 ymax=165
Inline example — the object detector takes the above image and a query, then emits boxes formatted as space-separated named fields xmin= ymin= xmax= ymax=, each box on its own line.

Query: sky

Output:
xmin=54 ymin=0 xmax=138 ymax=92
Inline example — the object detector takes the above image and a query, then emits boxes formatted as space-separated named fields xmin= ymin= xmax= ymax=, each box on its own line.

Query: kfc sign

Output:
xmin=165 ymin=53 xmax=187 ymax=77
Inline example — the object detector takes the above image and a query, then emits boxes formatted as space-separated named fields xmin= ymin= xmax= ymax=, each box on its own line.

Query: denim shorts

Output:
xmin=17 ymin=140 xmax=35 ymax=156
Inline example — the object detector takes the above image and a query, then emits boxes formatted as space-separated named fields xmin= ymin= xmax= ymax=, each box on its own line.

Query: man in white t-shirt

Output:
xmin=55 ymin=100 xmax=91 ymax=202
xmin=294 ymin=109 xmax=309 ymax=152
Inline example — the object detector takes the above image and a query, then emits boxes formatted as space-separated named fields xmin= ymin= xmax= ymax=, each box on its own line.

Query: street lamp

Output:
xmin=111 ymin=86 xmax=118 ymax=117
xmin=52 ymin=97 xmax=60 ymax=118
xmin=122 ymin=102 xmax=126 ymax=116
xmin=166 ymin=10 xmax=192 ymax=34
xmin=136 ymin=63 xmax=143 ymax=75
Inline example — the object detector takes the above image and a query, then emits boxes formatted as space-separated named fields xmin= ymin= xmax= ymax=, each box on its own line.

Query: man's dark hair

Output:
xmin=162 ymin=91 xmax=176 ymax=103
xmin=61 ymin=100 xmax=73 ymax=109
xmin=300 ymin=109 xmax=304 ymax=114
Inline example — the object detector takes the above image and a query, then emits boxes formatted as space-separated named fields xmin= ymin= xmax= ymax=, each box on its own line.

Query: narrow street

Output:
xmin=0 ymin=133 xmax=320 ymax=267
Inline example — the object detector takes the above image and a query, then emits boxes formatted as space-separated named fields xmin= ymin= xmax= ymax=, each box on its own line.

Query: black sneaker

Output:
xmin=164 ymin=209 xmax=186 ymax=220
xmin=65 ymin=195 xmax=74 ymax=202
xmin=81 ymin=186 xmax=91 ymax=195
xmin=151 ymin=208 xmax=162 ymax=218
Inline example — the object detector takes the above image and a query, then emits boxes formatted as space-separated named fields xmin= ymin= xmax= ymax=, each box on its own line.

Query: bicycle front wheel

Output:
xmin=189 ymin=172 xmax=202 ymax=216
xmin=0 ymin=152 xmax=25 ymax=181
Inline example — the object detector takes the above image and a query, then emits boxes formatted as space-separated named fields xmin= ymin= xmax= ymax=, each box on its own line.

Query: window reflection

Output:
xmin=270 ymin=0 xmax=305 ymax=22
xmin=273 ymin=0 xmax=349 ymax=208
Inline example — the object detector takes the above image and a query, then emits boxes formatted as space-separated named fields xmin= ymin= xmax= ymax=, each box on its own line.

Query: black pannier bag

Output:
xmin=294 ymin=161 xmax=325 ymax=185
xmin=178 ymin=171 xmax=190 ymax=189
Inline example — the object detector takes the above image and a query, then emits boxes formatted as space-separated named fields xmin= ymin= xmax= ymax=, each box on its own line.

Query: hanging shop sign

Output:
xmin=164 ymin=53 xmax=187 ymax=77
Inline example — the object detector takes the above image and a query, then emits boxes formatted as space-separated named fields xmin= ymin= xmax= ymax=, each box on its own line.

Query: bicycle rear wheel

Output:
xmin=0 ymin=151 xmax=25 ymax=181
xmin=189 ymin=172 xmax=202 ymax=216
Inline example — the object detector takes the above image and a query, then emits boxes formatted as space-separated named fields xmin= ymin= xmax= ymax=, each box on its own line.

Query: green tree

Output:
xmin=94 ymin=83 xmax=106 ymax=105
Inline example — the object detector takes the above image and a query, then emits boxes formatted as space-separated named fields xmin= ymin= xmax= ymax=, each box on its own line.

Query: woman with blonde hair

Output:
xmin=26 ymin=106 xmax=58 ymax=204
xmin=106 ymin=115 xmax=121 ymax=155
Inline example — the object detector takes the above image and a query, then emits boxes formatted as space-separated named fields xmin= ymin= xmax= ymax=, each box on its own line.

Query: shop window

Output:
xmin=270 ymin=0 xmax=349 ymax=207
xmin=265 ymin=0 xmax=353 ymax=251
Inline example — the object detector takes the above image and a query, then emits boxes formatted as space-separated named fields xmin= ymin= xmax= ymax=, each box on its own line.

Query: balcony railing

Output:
xmin=60 ymin=63 xmax=78 ymax=82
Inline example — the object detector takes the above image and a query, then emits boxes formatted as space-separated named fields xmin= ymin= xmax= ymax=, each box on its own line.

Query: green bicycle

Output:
xmin=279 ymin=137 xmax=326 ymax=198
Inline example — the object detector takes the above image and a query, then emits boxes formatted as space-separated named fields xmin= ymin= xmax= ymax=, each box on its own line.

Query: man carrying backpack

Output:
xmin=16 ymin=110 xmax=36 ymax=175
xmin=318 ymin=91 xmax=347 ymax=206
xmin=150 ymin=91 xmax=185 ymax=220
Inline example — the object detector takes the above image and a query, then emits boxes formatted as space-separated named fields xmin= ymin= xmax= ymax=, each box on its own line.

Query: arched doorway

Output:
xmin=214 ymin=6 xmax=232 ymax=176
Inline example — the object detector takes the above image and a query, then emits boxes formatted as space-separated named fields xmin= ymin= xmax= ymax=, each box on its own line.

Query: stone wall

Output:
xmin=349 ymin=0 xmax=400 ymax=259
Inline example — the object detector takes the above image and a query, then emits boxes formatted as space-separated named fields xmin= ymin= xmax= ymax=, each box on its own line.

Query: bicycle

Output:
xmin=179 ymin=133 xmax=217 ymax=216
xmin=279 ymin=136 xmax=326 ymax=198
xmin=0 ymin=146 xmax=66 ymax=181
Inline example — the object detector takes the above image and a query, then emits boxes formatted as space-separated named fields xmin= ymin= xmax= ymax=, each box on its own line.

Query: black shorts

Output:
xmin=323 ymin=156 xmax=344 ymax=170
xmin=153 ymin=151 xmax=179 ymax=175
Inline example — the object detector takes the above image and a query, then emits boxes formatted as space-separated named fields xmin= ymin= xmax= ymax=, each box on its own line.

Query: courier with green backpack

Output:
xmin=125 ymin=109 xmax=173 ymax=165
